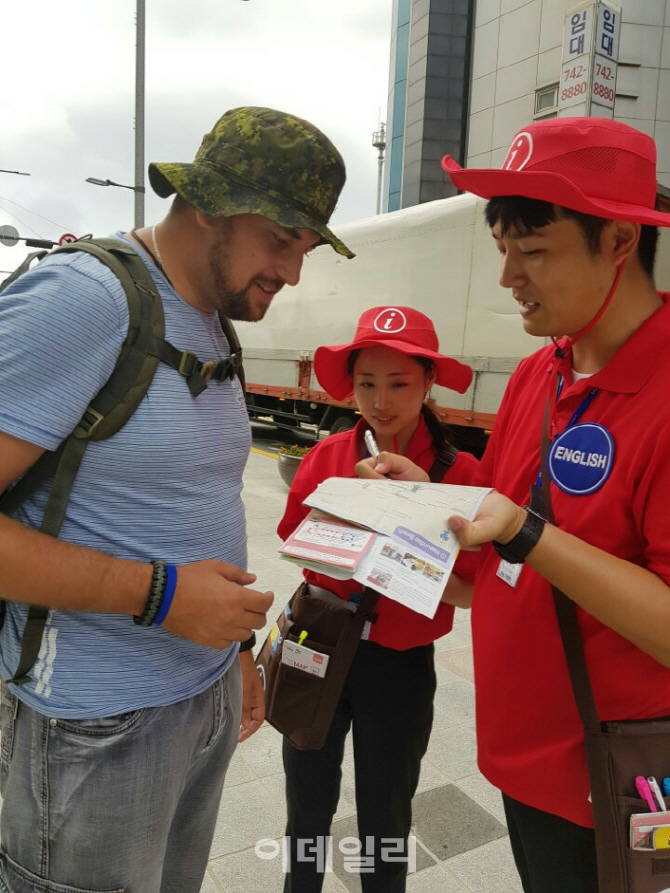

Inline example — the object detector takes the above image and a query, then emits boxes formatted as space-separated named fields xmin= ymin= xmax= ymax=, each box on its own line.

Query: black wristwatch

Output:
xmin=492 ymin=507 xmax=546 ymax=565
xmin=238 ymin=633 xmax=256 ymax=653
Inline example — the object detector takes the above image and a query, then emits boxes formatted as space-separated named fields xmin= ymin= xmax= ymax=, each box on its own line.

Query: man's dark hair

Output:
xmin=484 ymin=195 xmax=659 ymax=279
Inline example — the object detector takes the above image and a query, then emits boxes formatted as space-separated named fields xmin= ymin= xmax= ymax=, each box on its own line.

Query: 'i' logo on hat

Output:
xmin=374 ymin=308 xmax=407 ymax=333
xmin=502 ymin=132 xmax=534 ymax=171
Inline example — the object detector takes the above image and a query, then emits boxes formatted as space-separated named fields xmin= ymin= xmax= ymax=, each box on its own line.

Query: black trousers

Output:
xmin=283 ymin=639 xmax=436 ymax=893
xmin=503 ymin=794 xmax=599 ymax=893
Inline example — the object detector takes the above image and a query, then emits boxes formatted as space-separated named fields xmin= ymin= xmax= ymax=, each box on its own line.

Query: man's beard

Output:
xmin=208 ymin=228 xmax=282 ymax=322
xmin=222 ymin=284 xmax=259 ymax=322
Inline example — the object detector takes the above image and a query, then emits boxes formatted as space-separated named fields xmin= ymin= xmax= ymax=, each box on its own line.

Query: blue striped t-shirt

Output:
xmin=0 ymin=234 xmax=250 ymax=717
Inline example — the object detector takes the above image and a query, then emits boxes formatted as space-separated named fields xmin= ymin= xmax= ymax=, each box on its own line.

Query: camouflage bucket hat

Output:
xmin=149 ymin=106 xmax=354 ymax=258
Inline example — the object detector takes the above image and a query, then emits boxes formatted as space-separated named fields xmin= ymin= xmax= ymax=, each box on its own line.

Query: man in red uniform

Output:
xmin=363 ymin=117 xmax=670 ymax=892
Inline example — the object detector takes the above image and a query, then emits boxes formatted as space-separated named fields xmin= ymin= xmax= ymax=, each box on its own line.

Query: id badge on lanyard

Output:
xmin=496 ymin=559 xmax=523 ymax=588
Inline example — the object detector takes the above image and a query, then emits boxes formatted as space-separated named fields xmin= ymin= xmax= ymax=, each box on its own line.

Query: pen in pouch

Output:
xmin=636 ymin=775 xmax=658 ymax=812
xmin=297 ymin=630 xmax=308 ymax=646
xmin=663 ymin=778 xmax=670 ymax=799
xmin=648 ymin=776 xmax=667 ymax=811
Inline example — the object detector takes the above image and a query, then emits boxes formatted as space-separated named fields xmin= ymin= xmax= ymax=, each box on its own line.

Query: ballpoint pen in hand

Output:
xmin=364 ymin=429 xmax=380 ymax=463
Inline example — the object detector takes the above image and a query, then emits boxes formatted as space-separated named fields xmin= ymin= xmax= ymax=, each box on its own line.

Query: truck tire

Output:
xmin=329 ymin=415 xmax=355 ymax=435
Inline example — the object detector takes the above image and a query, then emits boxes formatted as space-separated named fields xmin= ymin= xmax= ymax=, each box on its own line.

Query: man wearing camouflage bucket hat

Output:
xmin=138 ymin=106 xmax=353 ymax=323
xmin=0 ymin=107 xmax=351 ymax=892
xmin=149 ymin=105 xmax=353 ymax=261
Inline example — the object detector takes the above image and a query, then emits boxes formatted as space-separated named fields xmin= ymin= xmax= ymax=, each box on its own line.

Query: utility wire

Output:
xmin=0 ymin=194 xmax=69 ymax=232
xmin=0 ymin=201 xmax=44 ymax=239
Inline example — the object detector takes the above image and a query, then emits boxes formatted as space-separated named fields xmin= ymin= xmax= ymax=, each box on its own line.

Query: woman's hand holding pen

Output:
xmin=355 ymin=452 xmax=429 ymax=482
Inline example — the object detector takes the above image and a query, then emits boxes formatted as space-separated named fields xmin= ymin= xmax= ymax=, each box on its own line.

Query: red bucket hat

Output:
xmin=313 ymin=306 xmax=473 ymax=401
xmin=441 ymin=116 xmax=670 ymax=227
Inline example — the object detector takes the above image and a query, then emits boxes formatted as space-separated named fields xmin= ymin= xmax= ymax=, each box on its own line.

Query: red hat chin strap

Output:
xmin=546 ymin=260 xmax=626 ymax=439
xmin=551 ymin=259 xmax=627 ymax=360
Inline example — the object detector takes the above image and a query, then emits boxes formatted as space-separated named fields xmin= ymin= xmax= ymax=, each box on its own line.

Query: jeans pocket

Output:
xmin=0 ymin=848 xmax=126 ymax=892
xmin=0 ymin=685 xmax=19 ymax=779
xmin=51 ymin=709 xmax=147 ymax=740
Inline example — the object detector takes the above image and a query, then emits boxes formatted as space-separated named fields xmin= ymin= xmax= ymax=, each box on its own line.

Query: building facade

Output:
xmin=384 ymin=0 xmax=670 ymax=211
xmin=384 ymin=0 xmax=476 ymax=211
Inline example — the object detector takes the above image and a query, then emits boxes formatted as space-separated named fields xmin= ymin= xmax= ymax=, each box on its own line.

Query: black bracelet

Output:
xmin=238 ymin=633 xmax=256 ymax=652
xmin=134 ymin=561 xmax=168 ymax=627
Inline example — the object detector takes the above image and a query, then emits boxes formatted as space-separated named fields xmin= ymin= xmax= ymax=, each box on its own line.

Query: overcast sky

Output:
xmin=0 ymin=0 xmax=392 ymax=270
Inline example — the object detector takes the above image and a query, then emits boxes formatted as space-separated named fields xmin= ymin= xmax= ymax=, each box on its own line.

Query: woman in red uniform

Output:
xmin=279 ymin=306 xmax=478 ymax=893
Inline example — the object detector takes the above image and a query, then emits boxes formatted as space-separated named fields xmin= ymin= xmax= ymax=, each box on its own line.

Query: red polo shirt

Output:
xmin=278 ymin=417 xmax=479 ymax=650
xmin=472 ymin=295 xmax=670 ymax=828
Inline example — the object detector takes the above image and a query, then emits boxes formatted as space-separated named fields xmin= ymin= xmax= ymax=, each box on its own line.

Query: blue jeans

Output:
xmin=0 ymin=659 xmax=241 ymax=893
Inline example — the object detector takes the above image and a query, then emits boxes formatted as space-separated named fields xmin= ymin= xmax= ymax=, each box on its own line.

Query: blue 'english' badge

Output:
xmin=548 ymin=423 xmax=614 ymax=496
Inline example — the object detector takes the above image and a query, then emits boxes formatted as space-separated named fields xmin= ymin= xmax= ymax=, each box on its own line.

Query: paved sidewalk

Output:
xmin=203 ymin=446 xmax=524 ymax=893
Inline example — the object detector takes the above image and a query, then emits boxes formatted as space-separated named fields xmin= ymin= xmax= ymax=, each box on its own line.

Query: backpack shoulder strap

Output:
xmin=57 ymin=238 xmax=166 ymax=441
xmin=218 ymin=312 xmax=245 ymax=392
xmin=138 ymin=308 xmax=245 ymax=398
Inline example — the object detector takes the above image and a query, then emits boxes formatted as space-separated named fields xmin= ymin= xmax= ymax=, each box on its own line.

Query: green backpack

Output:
xmin=0 ymin=238 xmax=245 ymax=684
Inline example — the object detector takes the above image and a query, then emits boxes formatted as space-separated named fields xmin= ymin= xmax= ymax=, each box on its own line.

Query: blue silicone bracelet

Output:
xmin=153 ymin=564 xmax=177 ymax=626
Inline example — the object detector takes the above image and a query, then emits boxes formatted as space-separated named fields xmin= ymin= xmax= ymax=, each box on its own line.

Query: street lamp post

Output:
xmin=84 ymin=1 xmax=145 ymax=228
xmin=85 ymin=177 xmax=145 ymax=229
xmin=135 ymin=0 xmax=145 ymax=229
xmin=86 ymin=177 xmax=145 ymax=193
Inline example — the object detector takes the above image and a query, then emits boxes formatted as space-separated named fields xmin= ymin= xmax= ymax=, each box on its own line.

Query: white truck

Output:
xmin=236 ymin=192 xmax=670 ymax=455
